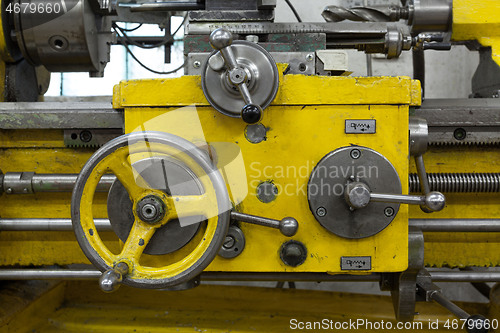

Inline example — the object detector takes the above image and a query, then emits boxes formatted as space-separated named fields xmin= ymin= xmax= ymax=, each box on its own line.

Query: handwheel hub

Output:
xmin=136 ymin=195 xmax=166 ymax=225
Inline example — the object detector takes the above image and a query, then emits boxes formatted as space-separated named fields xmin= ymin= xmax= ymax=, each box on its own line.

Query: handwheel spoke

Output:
xmin=169 ymin=194 xmax=217 ymax=220
xmin=119 ymin=219 xmax=156 ymax=264
xmin=107 ymin=155 xmax=150 ymax=199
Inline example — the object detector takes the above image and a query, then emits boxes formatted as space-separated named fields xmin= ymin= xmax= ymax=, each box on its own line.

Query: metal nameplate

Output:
xmin=341 ymin=256 xmax=372 ymax=270
xmin=345 ymin=119 xmax=376 ymax=134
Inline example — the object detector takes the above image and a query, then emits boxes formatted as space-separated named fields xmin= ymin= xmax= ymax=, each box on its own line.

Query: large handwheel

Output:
xmin=71 ymin=132 xmax=231 ymax=289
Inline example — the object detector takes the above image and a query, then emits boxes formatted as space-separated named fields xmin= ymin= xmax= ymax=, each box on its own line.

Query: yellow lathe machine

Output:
xmin=0 ymin=0 xmax=498 ymax=331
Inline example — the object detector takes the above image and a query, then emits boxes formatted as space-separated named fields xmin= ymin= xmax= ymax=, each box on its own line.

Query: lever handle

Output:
xmin=230 ymin=211 xmax=298 ymax=237
xmin=99 ymin=262 xmax=129 ymax=293
xmin=345 ymin=182 xmax=445 ymax=212
xmin=209 ymin=28 xmax=263 ymax=124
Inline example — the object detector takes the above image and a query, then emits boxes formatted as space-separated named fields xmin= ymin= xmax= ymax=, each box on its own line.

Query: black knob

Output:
xmin=241 ymin=104 xmax=262 ymax=124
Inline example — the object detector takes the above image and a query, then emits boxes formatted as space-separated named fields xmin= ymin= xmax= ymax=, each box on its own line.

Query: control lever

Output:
xmin=99 ymin=262 xmax=129 ymax=293
xmin=345 ymin=181 xmax=445 ymax=212
xmin=209 ymin=28 xmax=263 ymax=124
xmin=230 ymin=211 xmax=298 ymax=237
xmin=417 ymin=273 xmax=489 ymax=333
xmin=346 ymin=117 xmax=446 ymax=213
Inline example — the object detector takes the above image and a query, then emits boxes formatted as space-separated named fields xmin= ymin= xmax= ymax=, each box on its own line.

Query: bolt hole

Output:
xmin=234 ymin=248 xmax=238 ymax=251
xmin=54 ymin=39 xmax=65 ymax=49
xmin=145 ymin=208 xmax=152 ymax=214
xmin=71 ymin=133 xmax=78 ymax=140
xmin=299 ymin=63 xmax=307 ymax=72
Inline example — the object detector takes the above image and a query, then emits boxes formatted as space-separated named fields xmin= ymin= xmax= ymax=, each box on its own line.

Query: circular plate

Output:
xmin=307 ymin=146 xmax=402 ymax=239
xmin=201 ymin=40 xmax=279 ymax=118
xmin=107 ymin=156 xmax=202 ymax=255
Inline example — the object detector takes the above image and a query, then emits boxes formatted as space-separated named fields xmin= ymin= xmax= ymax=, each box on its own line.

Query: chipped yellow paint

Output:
xmin=452 ymin=0 xmax=500 ymax=66
xmin=124 ymin=82 xmax=410 ymax=273
xmin=113 ymin=75 xmax=421 ymax=108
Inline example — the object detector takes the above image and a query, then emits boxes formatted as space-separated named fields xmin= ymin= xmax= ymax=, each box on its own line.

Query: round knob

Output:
xmin=99 ymin=262 xmax=128 ymax=293
xmin=209 ymin=28 xmax=233 ymax=50
xmin=242 ymin=104 xmax=262 ymax=124
xmin=279 ymin=217 xmax=299 ymax=237
xmin=423 ymin=191 xmax=446 ymax=212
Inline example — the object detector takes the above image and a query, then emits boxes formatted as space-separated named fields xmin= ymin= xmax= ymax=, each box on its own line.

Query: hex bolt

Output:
xmin=306 ymin=53 xmax=314 ymax=62
xmin=193 ymin=61 xmax=201 ymax=68
xmin=223 ymin=235 xmax=235 ymax=249
xmin=350 ymin=149 xmax=361 ymax=159
xmin=316 ymin=207 xmax=327 ymax=217
xmin=384 ymin=207 xmax=395 ymax=217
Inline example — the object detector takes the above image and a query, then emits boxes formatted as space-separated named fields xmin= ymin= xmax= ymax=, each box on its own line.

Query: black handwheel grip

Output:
xmin=242 ymin=104 xmax=262 ymax=124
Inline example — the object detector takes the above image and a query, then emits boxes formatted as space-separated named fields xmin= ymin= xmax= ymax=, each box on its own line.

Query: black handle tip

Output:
xmin=242 ymin=104 xmax=262 ymax=124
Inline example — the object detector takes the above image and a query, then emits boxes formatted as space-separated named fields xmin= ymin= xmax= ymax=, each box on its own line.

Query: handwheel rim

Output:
xmin=71 ymin=131 xmax=231 ymax=289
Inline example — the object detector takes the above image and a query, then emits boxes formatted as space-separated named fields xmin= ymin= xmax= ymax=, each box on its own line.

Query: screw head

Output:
xmin=193 ymin=61 xmax=201 ymax=68
xmin=5 ymin=187 xmax=12 ymax=194
xmin=384 ymin=207 xmax=395 ymax=217
xmin=80 ymin=130 xmax=93 ymax=143
xmin=453 ymin=128 xmax=466 ymax=141
xmin=316 ymin=207 xmax=327 ymax=217
xmin=223 ymin=235 xmax=235 ymax=249
xmin=306 ymin=53 xmax=314 ymax=62
xmin=350 ymin=149 xmax=361 ymax=159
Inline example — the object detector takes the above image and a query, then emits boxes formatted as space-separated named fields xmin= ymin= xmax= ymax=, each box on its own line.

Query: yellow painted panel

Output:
xmin=125 ymin=104 xmax=409 ymax=273
xmin=113 ymin=75 xmax=421 ymax=108
xmin=452 ymin=0 xmax=500 ymax=65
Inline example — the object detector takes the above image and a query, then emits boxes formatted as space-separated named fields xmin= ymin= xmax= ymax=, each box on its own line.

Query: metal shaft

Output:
xmin=3 ymin=171 xmax=499 ymax=195
xmin=3 ymin=218 xmax=499 ymax=233
xmin=414 ymin=155 xmax=430 ymax=194
xmin=370 ymin=192 xmax=425 ymax=205
xmin=119 ymin=2 xmax=204 ymax=12
xmin=430 ymin=291 xmax=470 ymax=319
xmin=410 ymin=219 xmax=500 ymax=232
xmin=409 ymin=173 xmax=500 ymax=193
xmin=430 ymin=271 xmax=500 ymax=283
xmin=0 ymin=218 xmax=112 ymax=231
xmin=230 ymin=211 xmax=298 ymax=237
xmin=231 ymin=211 xmax=280 ymax=230
xmin=2 ymin=173 xmax=115 ymax=194
xmin=0 ymin=269 xmax=498 ymax=282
